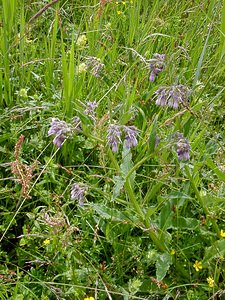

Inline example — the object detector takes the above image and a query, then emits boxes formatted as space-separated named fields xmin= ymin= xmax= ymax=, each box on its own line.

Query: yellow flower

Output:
xmin=220 ymin=229 xmax=225 ymax=237
xmin=207 ymin=276 xmax=214 ymax=288
xmin=84 ymin=297 xmax=95 ymax=300
xmin=117 ymin=10 xmax=123 ymax=15
xmin=43 ymin=239 xmax=50 ymax=245
xmin=193 ymin=260 xmax=202 ymax=272
xmin=170 ymin=249 xmax=175 ymax=255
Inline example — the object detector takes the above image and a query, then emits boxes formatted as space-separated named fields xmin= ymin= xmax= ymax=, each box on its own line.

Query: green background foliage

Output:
xmin=0 ymin=0 xmax=225 ymax=299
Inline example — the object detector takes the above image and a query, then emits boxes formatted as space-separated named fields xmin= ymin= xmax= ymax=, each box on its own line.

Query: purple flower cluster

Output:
xmin=107 ymin=124 xmax=122 ymax=153
xmin=155 ymin=85 xmax=190 ymax=109
xmin=174 ymin=132 xmax=190 ymax=161
xmin=148 ymin=53 xmax=165 ymax=82
xmin=124 ymin=126 xmax=138 ymax=149
xmin=85 ymin=56 xmax=105 ymax=77
xmin=71 ymin=183 xmax=86 ymax=206
xmin=48 ymin=118 xmax=71 ymax=148
xmin=73 ymin=116 xmax=81 ymax=130
xmin=107 ymin=124 xmax=139 ymax=153
xmin=84 ymin=101 xmax=98 ymax=121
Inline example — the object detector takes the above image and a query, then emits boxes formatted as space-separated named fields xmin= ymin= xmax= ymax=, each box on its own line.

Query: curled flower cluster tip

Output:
xmin=107 ymin=124 xmax=139 ymax=153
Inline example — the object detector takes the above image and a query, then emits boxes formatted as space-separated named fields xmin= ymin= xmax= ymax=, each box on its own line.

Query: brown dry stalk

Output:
xmin=27 ymin=0 xmax=59 ymax=26
xmin=98 ymin=0 xmax=112 ymax=18
xmin=11 ymin=135 xmax=37 ymax=199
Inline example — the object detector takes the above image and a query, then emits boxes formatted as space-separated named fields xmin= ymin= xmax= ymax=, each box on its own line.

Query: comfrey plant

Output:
xmin=155 ymin=85 xmax=190 ymax=109
xmin=71 ymin=183 xmax=86 ymax=206
xmin=107 ymin=124 xmax=139 ymax=153
xmin=48 ymin=117 xmax=81 ymax=148
xmin=84 ymin=101 xmax=98 ymax=122
xmin=107 ymin=124 xmax=122 ymax=153
xmin=48 ymin=118 xmax=71 ymax=148
xmin=148 ymin=53 xmax=165 ymax=82
xmin=124 ymin=126 xmax=138 ymax=149
xmin=85 ymin=56 xmax=105 ymax=77
xmin=174 ymin=132 xmax=190 ymax=161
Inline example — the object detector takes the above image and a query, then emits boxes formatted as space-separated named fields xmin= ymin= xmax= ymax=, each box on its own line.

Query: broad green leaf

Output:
xmin=121 ymin=145 xmax=133 ymax=176
xmin=91 ymin=203 xmax=131 ymax=223
xmin=172 ymin=217 xmax=199 ymax=229
xmin=203 ymin=239 xmax=225 ymax=263
xmin=156 ymin=253 xmax=172 ymax=281
xmin=159 ymin=201 xmax=173 ymax=230
xmin=112 ymin=175 xmax=125 ymax=200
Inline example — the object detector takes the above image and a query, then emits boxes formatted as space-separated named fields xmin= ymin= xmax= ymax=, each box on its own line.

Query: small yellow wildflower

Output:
xmin=43 ymin=239 xmax=50 ymax=245
xmin=220 ymin=229 xmax=225 ymax=238
xmin=170 ymin=249 xmax=175 ymax=255
xmin=193 ymin=260 xmax=202 ymax=272
xmin=207 ymin=276 xmax=214 ymax=288
xmin=84 ymin=297 xmax=95 ymax=300
xmin=117 ymin=10 xmax=122 ymax=15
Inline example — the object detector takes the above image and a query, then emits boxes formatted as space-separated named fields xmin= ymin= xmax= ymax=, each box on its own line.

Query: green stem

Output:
xmin=108 ymin=149 xmax=167 ymax=253
xmin=185 ymin=165 xmax=220 ymax=237
xmin=124 ymin=177 xmax=145 ymax=220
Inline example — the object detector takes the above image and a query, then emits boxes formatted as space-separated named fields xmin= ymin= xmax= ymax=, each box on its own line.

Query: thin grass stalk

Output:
xmin=1 ymin=0 xmax=17 ymax=106
xmin=44 ymin=13 xmax=59 ymax=92
xmin=192 ymin=24 xmax=212 ymax=88
xmin=220 ymin=0 xmax=225 ymax=58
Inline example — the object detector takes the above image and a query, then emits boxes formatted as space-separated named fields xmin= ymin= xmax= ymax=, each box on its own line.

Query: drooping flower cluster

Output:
xmin=155 ymin=85 xmax=190 ymax=109
xmin=48 ymin=117 xmax=81 ymax=148
xmin=85 ymin=56 xmax=105 ymax=77
xmin=124 ymin=126 xmax=138 ymax=149
xmin=107 ymin=124 xmax=122 ymax=153
xmin=174 ymin=132 xmax=190 ymax=161
xmin=107 ymin=124 xmax=139 ymax=153
xmin=148 ymin=53 xmax=165 ymax=82
xmin=71 ymin=183 xmax=86 ymax=206
xmin=84 ymin=101 xmax=98 ymax=121
xmin=48 ymin=118 xmax=71 ymax=148
xmin=73 ymin=116 xmax=81 ymax=130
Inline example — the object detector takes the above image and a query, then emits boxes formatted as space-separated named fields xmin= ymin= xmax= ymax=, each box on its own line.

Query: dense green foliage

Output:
xmin=0 ymin=0 xmax=225 ymax=299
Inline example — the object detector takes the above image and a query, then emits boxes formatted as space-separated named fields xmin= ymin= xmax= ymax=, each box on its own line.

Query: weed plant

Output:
xmin=0 ymin=0 xmax=225 ymax=299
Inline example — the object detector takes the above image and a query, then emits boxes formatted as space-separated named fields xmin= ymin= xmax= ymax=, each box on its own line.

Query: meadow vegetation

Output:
xmin=0 ymin=0 xmax=225 ymax=299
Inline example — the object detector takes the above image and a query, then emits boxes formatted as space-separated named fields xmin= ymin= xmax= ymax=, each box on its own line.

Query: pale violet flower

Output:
xmin=107 ymin=124 xmax=122 ymax=153
xmin=85 ymin=56 xmax=105 ymax=77
xmin=123 ymin=126 xmax=138 ymax=149
xmin=148 ymin=53 xmax=165 ymax=82
xmin=48 ymin=118 xmax=71 ymax=148
xmin=71 ymin=183 xmax=86 ymax=206
xmin=174 ymin=132 xmax=190 ymax=161
xmin=155 ymin=85 xmax=190 ymax=109
xmin=107 ymin=124 xmax=139 ymax=152
xmin=84 ymin=101 xmax=98 ymax=121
